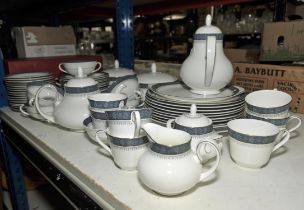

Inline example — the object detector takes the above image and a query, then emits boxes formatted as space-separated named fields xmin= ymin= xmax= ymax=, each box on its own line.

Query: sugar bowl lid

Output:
xmin=137 ymin=62 xmax=177 ymax=85
xmin=175 ymin=104 xmax=212 ymax=128
xmin=194 ymin=14 xmax=222 ymax=40
xmin=104 ymin=60 xmax=135 ymax=78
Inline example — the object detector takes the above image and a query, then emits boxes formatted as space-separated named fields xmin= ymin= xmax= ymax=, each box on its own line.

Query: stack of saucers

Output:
xmin=144 ymin=81 xmax=246 ymax=131
xmin=58 ymin=71 xmax=109 ymax=92
xmin=245 ymin=89 xmax=301 ymax=132
xmin=4 ymin=72 xmax=53 ymax=111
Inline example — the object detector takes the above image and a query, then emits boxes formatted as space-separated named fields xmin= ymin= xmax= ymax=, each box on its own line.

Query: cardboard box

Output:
xmin=224 ymin=48 xmax=260 ymax=63
xmin=13 ymin=26 xmax=76 ymax=58
xmin=260 ymin=20 xmax=304 ymax=62
xmin=231 ymin=62 xmax=304 ymax=113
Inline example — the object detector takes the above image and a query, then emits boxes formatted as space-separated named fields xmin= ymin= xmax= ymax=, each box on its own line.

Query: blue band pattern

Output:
xmin=228 ymin=128 xmax=277 ymax=144
xmin=150 ymin=141 xmax=190 ymax=155
xmin=245 ymin=113 xmax=288 ymax=126
xmin=90 ymin=110 xmax=108 ymax=120
xmin=193 ymin=33 xmax=223 ymax=40
xmin=246 ymin=103 xmax=289 ymax=114
xmin=106 ymin=108 xmax=153 ymax=120
xmin=108 ymin=135 xmax=148 ymax=146
xmin=65 ymin=84 xmax=99 ymax=94
xmin=174 ymin=123 xmax=213 ymax=135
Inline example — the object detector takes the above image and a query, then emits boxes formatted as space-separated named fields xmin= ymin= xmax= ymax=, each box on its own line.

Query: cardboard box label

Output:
xmin=232 ymin=63 xmax=304 ymax=113
xmin=14 ymin=26 xmax=76 ymax=58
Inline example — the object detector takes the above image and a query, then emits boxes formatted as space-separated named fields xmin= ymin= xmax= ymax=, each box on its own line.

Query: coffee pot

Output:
xmin=180 ymin=14 xmax=233 ymax=95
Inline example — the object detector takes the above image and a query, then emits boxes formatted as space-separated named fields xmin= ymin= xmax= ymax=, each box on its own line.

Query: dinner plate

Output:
xmin=150 ymin=82 xmax=245 ymax=102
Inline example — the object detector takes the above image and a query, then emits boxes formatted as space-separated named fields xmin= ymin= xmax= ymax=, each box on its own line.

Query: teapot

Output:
xmin=167 ymin=104 xmax=223 ymax=162
xmin=35 ymin=67 xmax=99 ymax=131
xmin=180 ymin=14 xmax=233 ymax=95
xmin=138 ymin=123 xmax=220 ymax=196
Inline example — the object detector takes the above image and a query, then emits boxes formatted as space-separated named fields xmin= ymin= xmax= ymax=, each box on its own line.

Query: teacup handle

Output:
xmin=58 ymin=63 xmax=68 ymax=73
xmin=196 ymin=140 xmax=220 ymax=181
xmin=287 ymin=115 xmax=302 ymax=133
xmin=131 ymin=111 xmax=141 ymax=138
xmin=95 ymin=130 xmax=112 ymax=156
xmin=166 ymin=119 xmax=175 ymax=128
xmin=273 ymin=129 xmax=290 ymax=152
xmin=19 ymin=104 xmax=29 ymax=116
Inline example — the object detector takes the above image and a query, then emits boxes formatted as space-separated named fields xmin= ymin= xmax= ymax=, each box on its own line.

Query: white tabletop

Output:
xmin=1 ymin=107 xmax=304 ymax=210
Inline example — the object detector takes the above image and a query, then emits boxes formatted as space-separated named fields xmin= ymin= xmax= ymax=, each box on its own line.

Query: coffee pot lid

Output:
xmin=175 ymin=104 xmax=212 ymax=128
xmin=194 ymin=14 xmax=222 ymax=39
xmin=137 ymin=62 xmax=177 ymax=85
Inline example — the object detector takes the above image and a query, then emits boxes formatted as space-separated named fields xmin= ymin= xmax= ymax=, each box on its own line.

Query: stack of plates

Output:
xmin=4 ymin=72 xmax=53 ymax=111
xmin=144 ymin=82 xmax=246 ymax=131
xmin=58 ymin=72 xmax=109 ymax=92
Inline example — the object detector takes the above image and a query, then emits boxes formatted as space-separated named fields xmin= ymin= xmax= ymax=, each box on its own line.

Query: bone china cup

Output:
xmin=88 ymin=93 xmax=127 ymax=109
xmin=96 ymin=130 xmax=148 ymax=171
xmin=227 ymin=119 xmax=290 ymax=169
xmin=245 ymin=89 xmax=292 ymax=114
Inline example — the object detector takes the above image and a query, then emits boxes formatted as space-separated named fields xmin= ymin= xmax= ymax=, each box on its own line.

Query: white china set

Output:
xmin=11 ymin=14 xmax=302 ymax=196
xmin=144 ymin=15 xmax=244 ymax=131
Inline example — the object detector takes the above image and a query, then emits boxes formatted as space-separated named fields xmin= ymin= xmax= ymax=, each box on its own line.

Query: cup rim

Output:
xmin=227 ymin=119 xmax=280 ymax=144
xmin=245 ymin=90 xmax=292 ymax=110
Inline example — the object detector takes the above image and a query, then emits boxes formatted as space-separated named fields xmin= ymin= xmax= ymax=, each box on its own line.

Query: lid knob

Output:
xmin=190 ymin=104 xmax=197 ymax=116
xmin=77 ymin=67 xmax=84 ymax=78
xmin=205 ymin=14 xmax=212 ymax=26
xmin=151 ymin=62 xmax=157 ymax=73
xmin=114 ymin=60 xmax=119 ymax=69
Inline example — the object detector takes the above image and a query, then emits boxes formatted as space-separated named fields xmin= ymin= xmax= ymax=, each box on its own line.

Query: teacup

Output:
xmin=245 ymin=89 xmax=292 ymax=115
xmin=58 ymin=61 xmax=102 ymax=77
xmin=245 ymin=113 xmax=301 ymax=133
xmin=88 ymin=93 xmax=127 ymax=110
xmin=227 ymin=119 xmax=290 ymax=169
xmin=89 ymin=108 xmax=108 ymax=129
xmin=83 ymin=116 xmax=108 ymax=145
xmin=96 ymin=130 xmax=148 ymax=171
xmin=107 ymin=111 xmax=141 ymax=138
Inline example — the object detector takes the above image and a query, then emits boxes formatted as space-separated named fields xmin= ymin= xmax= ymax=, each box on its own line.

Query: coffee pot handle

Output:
xmin=205 ymin=36 xmax=216 ymax=87
xmin=196 ymin=140 xmax=220 ymax=181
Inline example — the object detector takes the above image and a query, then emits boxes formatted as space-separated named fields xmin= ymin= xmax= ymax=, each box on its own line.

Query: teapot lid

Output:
xmin=104 ymin=60 xmax=135 ymax=78
xmin=175 ymin=104 xmax=212 ymax=128
xmin=194 ymin=14 xmax=222 ymax=39
xmin=137 ymin=62 xmax=177 ymax=85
